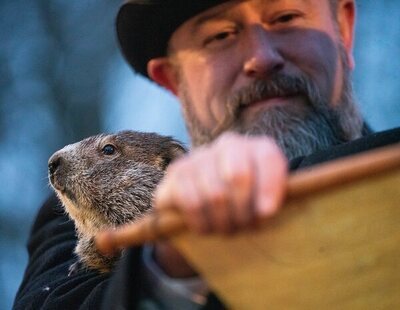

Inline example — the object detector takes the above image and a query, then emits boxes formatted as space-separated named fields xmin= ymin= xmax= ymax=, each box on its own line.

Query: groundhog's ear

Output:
xmin=170 ymin=140 xmax=187 ymax=157
xmin=161 ymin=141 xmax=187 ymax=168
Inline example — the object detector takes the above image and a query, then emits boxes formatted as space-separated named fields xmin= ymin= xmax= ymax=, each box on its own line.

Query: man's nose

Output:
xmin=243 ymin=26 xmax=284 ymax=78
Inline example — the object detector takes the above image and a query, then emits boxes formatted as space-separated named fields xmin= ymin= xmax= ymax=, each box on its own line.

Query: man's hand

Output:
xmin=154 ymin=132 xmax=288 ymax=234
xmin=152 ymin=132 xmax=288 ymax=277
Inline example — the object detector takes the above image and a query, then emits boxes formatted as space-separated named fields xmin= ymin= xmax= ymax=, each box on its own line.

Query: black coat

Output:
xmin=13 ymin=127 xmax=400 ymax=310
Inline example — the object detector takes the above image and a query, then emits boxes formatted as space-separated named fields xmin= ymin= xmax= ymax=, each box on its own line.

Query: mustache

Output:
xmin=228 ymin=73 xmax=323 ymax=112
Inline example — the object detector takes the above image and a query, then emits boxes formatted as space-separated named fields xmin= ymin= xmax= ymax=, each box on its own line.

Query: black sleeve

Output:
xmin=13 ymin=194 xmax=147 ymax=310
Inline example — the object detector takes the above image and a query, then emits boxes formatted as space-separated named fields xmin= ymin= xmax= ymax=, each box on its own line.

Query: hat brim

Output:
xmin=116 ymin=1 xmax=228 ymax=78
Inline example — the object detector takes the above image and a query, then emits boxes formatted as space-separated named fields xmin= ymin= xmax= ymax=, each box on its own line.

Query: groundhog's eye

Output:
xmin=102 ymin=144 xmax=116 ymax=155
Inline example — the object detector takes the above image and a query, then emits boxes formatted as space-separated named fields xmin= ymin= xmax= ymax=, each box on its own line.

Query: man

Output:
xmin=13 ymin=0 xmax=400 ymax=309
xmin=115 ymin=0 xmax=363 ymax=282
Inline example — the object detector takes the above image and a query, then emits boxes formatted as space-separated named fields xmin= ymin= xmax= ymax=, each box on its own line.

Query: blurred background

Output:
xmin=0 ymin=1 xmax=399 ymax=308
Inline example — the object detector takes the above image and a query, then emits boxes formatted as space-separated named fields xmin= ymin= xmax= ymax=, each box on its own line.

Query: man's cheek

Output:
xmin=278 ymin=28 xmax=339 ymax=99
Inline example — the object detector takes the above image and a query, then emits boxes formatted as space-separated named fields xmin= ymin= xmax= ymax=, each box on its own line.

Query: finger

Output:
xmin=154 ymin=157 xmax=209 ymax=234
xmin=196 ymin=149 xmax=232 ymax=234
xmin=253 ymin=138 xmax=288 ymax=218
xmin=217 ymin=138 xmax=255 ymax=230
xmin=175 ymin=173 xmax=210 ymax=234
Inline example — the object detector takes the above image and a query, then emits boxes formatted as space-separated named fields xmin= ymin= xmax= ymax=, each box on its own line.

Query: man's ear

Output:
xmin=337 ymin=0 xmax=356 ymax=69
xmin=147 ymin=58 xmax=179 ymax=95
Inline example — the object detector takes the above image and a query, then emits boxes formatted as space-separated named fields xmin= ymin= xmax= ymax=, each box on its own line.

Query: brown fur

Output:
xmin=48 ymin=130 xmax=186 ymax=273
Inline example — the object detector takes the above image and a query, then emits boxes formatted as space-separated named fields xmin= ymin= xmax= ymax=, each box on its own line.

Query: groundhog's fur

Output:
xmin=48 ymin=130 xmax=186 ymax=274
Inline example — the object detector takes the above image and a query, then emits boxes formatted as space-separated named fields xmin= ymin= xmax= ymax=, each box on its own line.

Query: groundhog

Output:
xmin=48 ymin=130 xmax=186 ymax=274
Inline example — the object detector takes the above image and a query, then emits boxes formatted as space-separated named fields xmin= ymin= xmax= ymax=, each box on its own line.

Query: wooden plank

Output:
xmin=172 ymin=163 xmax=400 ymax=309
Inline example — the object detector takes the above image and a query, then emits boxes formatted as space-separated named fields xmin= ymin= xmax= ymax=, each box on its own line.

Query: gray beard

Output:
xmin=179 ymin=49 xmax=363 ymax=160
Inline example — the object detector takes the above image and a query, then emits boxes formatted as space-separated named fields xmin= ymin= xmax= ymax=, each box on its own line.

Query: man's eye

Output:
xmin=213 ymin=31 xmax=232 ymax=41
xmin=102 ymin=144 xmax=116 ymax=155
xmin=204 ymin=29 xmax=238 ymax=46
xmin=273 ymin=13 xmax=301 ymax=25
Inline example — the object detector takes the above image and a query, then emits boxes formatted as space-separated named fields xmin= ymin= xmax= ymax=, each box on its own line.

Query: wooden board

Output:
xmin=171 ymin=156 xmax=400 ymax=309
xmin=95 ymin=143 xmax=400 ymax=309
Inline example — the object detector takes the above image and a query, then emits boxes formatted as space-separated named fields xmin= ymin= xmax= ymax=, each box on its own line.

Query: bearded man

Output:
xmin=13 ymin=1 xmax=400 ymax=309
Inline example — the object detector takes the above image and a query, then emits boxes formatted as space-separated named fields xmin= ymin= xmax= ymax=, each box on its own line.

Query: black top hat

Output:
xmin=116 ymin=0 xmax=228 ymax=78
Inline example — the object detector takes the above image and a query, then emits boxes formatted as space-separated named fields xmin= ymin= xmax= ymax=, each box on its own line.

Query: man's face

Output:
xmin=152 ymin=0 xmax=363 ymax=159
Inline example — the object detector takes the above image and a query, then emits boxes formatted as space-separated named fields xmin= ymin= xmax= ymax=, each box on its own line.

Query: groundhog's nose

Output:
xmin=48 ymin=153 xmax=62 ymax=175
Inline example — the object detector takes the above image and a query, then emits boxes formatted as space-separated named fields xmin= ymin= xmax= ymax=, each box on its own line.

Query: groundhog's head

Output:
xmin=48 ymin=130 xmax=186 ymax=237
